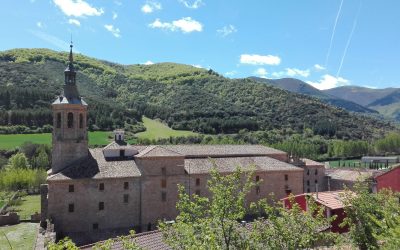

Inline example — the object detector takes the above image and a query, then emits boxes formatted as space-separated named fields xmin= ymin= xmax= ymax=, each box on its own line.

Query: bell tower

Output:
xmin=51 ymin=42 xmax=88 ymax=174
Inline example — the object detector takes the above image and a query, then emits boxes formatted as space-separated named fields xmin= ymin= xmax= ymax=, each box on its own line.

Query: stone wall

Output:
xmin=47 ymin=177 xmax=140 ymax=233
xmin=0 ymin=212 xmax=19 ymax=226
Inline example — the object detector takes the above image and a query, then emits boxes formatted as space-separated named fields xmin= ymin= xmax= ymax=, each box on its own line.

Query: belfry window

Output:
xmin=56 ymin=113 xmax=61 ymax=128
xmin=79 ymin=114 xmax=83 ymax=128
xmin=67 ymin=112 xmax=74 ymax=128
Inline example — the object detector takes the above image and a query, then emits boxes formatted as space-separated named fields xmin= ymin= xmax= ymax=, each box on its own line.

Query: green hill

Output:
xmin=0 ymin=48 xmax=396 ymax=140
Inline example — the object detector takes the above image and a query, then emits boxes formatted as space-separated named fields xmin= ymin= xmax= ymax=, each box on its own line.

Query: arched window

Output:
xmin=67 ymin=112 xmax=74 ymax=128
xmin=79 ymin=114 xmax=84 ymax=128
xmin=56 ymin=113 xmax=61 ymax=128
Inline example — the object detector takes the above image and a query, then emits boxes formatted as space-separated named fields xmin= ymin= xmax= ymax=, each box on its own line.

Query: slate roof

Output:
xmin=163 ymin=145 xmax=286 ymax=158
xmin=325 ymin=168 xmax=383 ymax=182
xmin=47 ymin=149 xmax=141 ymax=181
xmin=184 ymin=156 xmax=303 ymax=174
xmin=80 ymin=230 xmax=170 ymax=250
xmin=135 ymin=146 xmax=183 ymax=158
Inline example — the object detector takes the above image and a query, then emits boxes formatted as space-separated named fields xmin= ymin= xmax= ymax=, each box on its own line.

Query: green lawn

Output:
xmin=0 ymin=131 xmax=111 ymax=150
xmin=8 ymin=195 xmax=40 ymax=220
xmin=136 ymin=116 xmax=198 ymax=140
xmin=0 ymin=223 xmax=38 ymax=250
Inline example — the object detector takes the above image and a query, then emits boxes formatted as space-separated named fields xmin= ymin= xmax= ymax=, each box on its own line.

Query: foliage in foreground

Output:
xmin=342 ymin=183 xmax=400 ymax=250
xmin=93 ymin=230 xmax=142 ymax=250
xmin=159 ymin=167 xmax=338 ymax=249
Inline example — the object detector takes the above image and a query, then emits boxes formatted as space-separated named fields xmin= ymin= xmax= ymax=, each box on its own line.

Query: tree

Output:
xmin=160 ymin=166 xmax=338 ymax=249
xmin=47 ymin=237 xmax=78 ymax=250
xmin=341 ymin=182 xmax=400 ymax=249
xmin=93 ymin=230 xmax=142 ymax=250
xmin=32 ymin=146 xmax=50 ymax=169
xmin=6 ymin=152 xmax=29 ymax=169
xmin=160 ymin=167 xmax=255 ymax=249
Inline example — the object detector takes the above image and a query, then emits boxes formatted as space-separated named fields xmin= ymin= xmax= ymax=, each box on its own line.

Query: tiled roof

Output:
xmin=302 ymin=158 xmax=324 ymax=166
xmin=184 ymin=156 xmax=302 ymax=174
xmin=163 ymin=144 xmax=286 ymax=158
xmin=135 ymin=146 xmax=183 ymax=158
xmin=47 ymin=149 xmax=141 ymax=181
xmin=80 ymin=230 xmax=170 ymax=250
xmin=312 ymin=191 xmax=348 ymax=210
xmin=325 ymin=168 xmax=383 ymax=182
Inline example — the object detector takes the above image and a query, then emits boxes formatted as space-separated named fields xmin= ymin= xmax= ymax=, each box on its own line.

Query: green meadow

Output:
xmin=136 ymin=116 xmax=198 ymax=140
xmin=0 ymin=117 xmax=198 ymax=150
xmin=0 ymin=131 xmax=111 ymax=150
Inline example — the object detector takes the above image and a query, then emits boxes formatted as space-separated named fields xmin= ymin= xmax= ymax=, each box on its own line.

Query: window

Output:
xmin=93 ymin=223 xmax=98 ymax=230
xmin=285 ymin=189 xmax=292 ymax=195
xmin=284 ymin=174 xmax=288 ymax=181
xmin=68 ymin=184 xmax=74 ymax=193
xmin=195 ymin=190 xmax=200 ymax=196
xmin=315 ymin=180 xmax=318 ymax=184
xmin=196 ymin=178 xmax=200 ymax=186
xmin=315 ymin=169 xmax=318 ymax=175
xmin=124 ymin=182 xmax=129 ymax=190
xmin=161 ymin=192 xmax=166 ymax=202
xmin=99 ymin=183 xmax=104 ymax=191
xmin=307 ymin=180 xmax=310 ymax=186
xmin=120 ymin=150 xmax=125 ymax=157
xmin=68 ymin=203 xmax=74 ymax=213
xmin=123 ymin=194 xmax=129 ymax=203
xmin=56 ymin=113 xmax=61 ymax=128
xmin=161 ymin=179 xmax=167 ymax=188
xmin=161 ymin=167 xmax=166 ymax=175
xmin=307 ymin=169 xmax=310 ymax=175
xmin=256 ymin=175 xmax=260 ymax=182
xmin=67 ymin=112 xmax=74 ymax=128
xmin=99 ymin=202 xmax=104 ymax=210
xmin=79 ymin=114 xmax=83 ymax=128
xmin=307 ymin=188 xmax=310 ymax=193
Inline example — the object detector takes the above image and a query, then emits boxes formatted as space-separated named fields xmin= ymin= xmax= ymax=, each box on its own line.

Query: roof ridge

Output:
xmin=136 ymin=145 xmax=156 ymax=157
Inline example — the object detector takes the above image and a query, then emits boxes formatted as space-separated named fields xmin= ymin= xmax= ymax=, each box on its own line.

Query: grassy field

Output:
xmin=8 ymin=195 xmax=41 ymax=220
xmin=0 ymin=223 xmax=38 ymax=250
xmin=136 ymin=116 xmax=198 ymax=140
xmin=0 ymin=131 xmax=111 ymax=150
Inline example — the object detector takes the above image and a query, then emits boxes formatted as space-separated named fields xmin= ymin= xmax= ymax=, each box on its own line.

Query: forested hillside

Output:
xmin=0 ymin=48 xmax=396 ymax=140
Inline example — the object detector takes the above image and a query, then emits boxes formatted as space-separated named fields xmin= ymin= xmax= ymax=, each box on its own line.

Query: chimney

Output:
xmin=113 ymin=129 xmax=125 ymax=143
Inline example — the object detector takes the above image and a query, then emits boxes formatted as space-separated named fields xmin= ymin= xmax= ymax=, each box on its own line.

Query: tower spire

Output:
xmin=69 ymin=38 xmax=73 ymax=64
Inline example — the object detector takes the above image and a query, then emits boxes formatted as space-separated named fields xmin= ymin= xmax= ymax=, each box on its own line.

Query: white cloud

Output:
xmin=314 ymin=64 xmax=325 ymax=71
xmin=112 ymin=12 xmax=118 ymax=20
xmin=306 ymin=74 xmax=349 ymax=90
xmin=217 ymin=25 xmax=237 ymax=37
xmin=141 ymin=1 xmax=162 ymax=14
xmin=240 ymin=54 xmax=281 ymax=66
xmin=149 ymin=17 xmax=203 ymax=33
xmin=53 ymin=0 xmax=104 ymax=17
xmin=68 ymin=19 xmax=81 ymax=26
xmin=143 ymin=60 xmax=154 ymax=65
xmin=36 ymin=22 xmax=43 ymax=28
xmin=224 ymin=71 xmax=237 ymax=77
xmin=104 ymin=24 xmax=121 ymax=38
xmin=271 ymin=68 xmax=310 ymax=78
xmin=179 ymin=0 xmax=204 ymax=9
xmin=254 ymin=68 xmax=268 ymax=78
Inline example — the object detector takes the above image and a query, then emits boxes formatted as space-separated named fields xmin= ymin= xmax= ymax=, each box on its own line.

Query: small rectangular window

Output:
xmin=161 ymin=192 xmax=166 ymax=202
xmin=196 ymin=178 xmax=200 ymax=186
xmin=99 ymin=183 xmax=104 ymax=191
xmin=120 ymin=149 xmax=125 ymax=157
xmin=195 ymin=190 xmax=200 ymax=196
xmin=307 ymin=169 xmax=310 ymax=175
xmin=161 ymin=179 xmax=167 ymax=188
xmin=285 ymin=189 xmax=292 ymax=195
xmin=315 ymin=169 xmax=318 ymax=175
xmin=307 ymin=180 xmax=310 ymax=186
xmin=68 ymin=184 xmax=74 ymax=193
xmin=68 ymin=203 xmax=74 ymax=213
xmin=99 ymin=202 xmax=104 ymax=210
xmin=315 ymin=180 xmax=318 ymax=184
xmin=161 ymin=167 xmax=166 ymax=175
xmin=93 ymin=223 xmax=98 ymax=230
xmin=123 ymin=194 xmax=129 ymax=203
xmin=284 ymin=174 xmax=288 ymax=181
xmin=124 ymin=182 xmax=129 ymax=190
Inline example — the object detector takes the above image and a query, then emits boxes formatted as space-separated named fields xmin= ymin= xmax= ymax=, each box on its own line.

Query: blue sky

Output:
xmin=1 ymin=0 xmax=399 ymax=89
